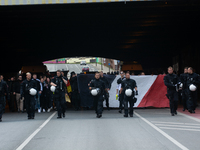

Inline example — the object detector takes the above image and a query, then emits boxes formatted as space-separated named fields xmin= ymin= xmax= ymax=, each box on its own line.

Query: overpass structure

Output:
xmin=0 ymin=0 xmax=158 ymax=5
xmin=0 ymin=0 xmax=200 ymax=74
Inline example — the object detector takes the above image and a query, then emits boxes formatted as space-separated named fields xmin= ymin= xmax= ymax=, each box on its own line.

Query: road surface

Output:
xmin=44 ymin=64 xmax=98 ymax=75
xmin=1 ymin=108 xmax=200 ymax=150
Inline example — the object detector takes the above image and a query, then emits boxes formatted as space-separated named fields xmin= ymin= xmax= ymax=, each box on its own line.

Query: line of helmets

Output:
xmin=29 ymin=83 xmax=197 ymax=96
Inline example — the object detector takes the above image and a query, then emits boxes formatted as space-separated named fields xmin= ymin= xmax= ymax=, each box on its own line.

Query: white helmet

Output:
xmin=29 ymin=88 xmax=37 ymax=96
xmin=179 ymin=83 xmax=183 ymax=88
xmin=50 ymin=86 xmax=56 ymax=92
xmin=125 ymin=89 xmax=132 ymax=97
xmin=91 ymin=88 xmax=100 ymax=96
xmin=189 ymin=84 xmax=197 ymax=91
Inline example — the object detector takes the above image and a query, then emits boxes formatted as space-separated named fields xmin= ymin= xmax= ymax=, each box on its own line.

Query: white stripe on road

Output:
xmin=178 ymin=111 xmax=200 ymax=123
xmin=151 ymin=121 xmax=200 ymax=126
xmin=16 ymin=112 xmax=57 ymax=150
xmin=135 ymin=112 xmax=189 ymax=150
xmin=160 ymin=127 xmax=200 ymax=132
xmin=155 ymin=124 xmax=200 ymax=129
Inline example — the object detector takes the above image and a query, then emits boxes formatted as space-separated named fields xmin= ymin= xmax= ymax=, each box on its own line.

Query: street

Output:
xmin=44 ymin=64 xmax=99 ymax=75
xmin=1 ymin=108 xmax=200 ymax=150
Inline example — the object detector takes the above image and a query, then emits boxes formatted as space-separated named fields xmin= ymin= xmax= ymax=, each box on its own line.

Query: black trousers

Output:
xmin=71 ymin=91 xmax=80 ymax=110
xmin=40 ymin=93 xmax=47 ymax=110
xmin=119 ymin=93 xmax=124 ymax=110
xmin=54 ymin=91 xmax=66 ymax=117
xmin=124 ymin=95 xmax=134 ymax=116
xmin=181 ymin=90 xmax=188 ymax=109
xmin=103 ymin=92 xmax=109 ymax=108
xmin=0 ymin=96 xmax=4 ymax=119
xmin=187 ymin=89 xmax=197 ymax=111
xmin=93 ymin=94 xmax=103 ymax=115
xmin=24 ymin=94 xmax=35 ymax=118
xmin=167 ymin=90 xmax=178 ymax=114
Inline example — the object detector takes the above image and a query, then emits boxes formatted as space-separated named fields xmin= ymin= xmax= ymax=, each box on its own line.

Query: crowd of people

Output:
xmin=0 ymin=66 xmax=200 ymax=121
xmin=0 ymin=71 xmax=81 ymax=121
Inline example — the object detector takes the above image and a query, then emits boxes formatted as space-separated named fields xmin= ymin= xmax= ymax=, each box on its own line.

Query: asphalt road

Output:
xmin=1 ymin=108 xmax=200 ymax=150
xmin=44 ymin=64 xmax=98 ymax=75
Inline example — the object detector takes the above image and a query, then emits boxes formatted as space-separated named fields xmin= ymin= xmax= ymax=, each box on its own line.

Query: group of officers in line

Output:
xmin=0 ymin=66 xmax=200 ymax=121
xmin=164 ymin=66 xmax=200 ymax=116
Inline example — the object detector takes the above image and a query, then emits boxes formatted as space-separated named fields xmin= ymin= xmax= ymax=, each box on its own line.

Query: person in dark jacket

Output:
xmin=13 ymin=75 xmax=24 ymax=112
xmin=0 ymin=75 xmax=8 ymax=122
xmin=70 ymin=72 xmax=80 ymax=110
xmin=99 ymin=71 xmax=111 ymax=110
xmin=186 ymin=67 xmax=200 ymax=113
xmin=164 ymin=67 xmax=179 ymax=116
xmin=21 ymin=72 xmax=37 ymax=119
xmin=7 ymin=77 xmax=16 ymax=112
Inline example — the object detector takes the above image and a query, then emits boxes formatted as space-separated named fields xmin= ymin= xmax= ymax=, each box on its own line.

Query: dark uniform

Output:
xmin=21 ymin=79 xmax=37 ymax=119
xmin=121 ymin=78 xmax=137 ymax=117
xmin=0 ymin=80 xmax=8 ymax=121
xmin=70 ymin=76 xmax=80 ymax=110
xmin=186 ymin=73 xmax=200 ymax=113
xmin=51 ymin=76 xmax=67 ymax=118
xmin=100 ymin=76 xmax=110 ymax=109
xmin=117 ymin=77 xmax=126 ymax=112
xmin=89 ymin=78 xmax=106 ymax=118
xmin=164 ymin=74 xmax=179 ymax=115
xmin=179 ymin=73 xmax=188 ymax=111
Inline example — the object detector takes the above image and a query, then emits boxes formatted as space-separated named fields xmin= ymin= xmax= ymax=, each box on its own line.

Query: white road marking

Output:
xmin=16 ymin=112 xmax=57 ymax=150
xmin=151 ymin=121 xmax=200 ymax=126
xmin=135 ymin=112 xmax=189 ymax=150
xmin=178 ymin=111 xmax=200 ymax=123
xmin=160 ymin=127 xmax=200 ymax=132
xmin=155 ymin=124 xmax=200 ymax=129
xmin=75 ymin=64 xmax=82 ymax=72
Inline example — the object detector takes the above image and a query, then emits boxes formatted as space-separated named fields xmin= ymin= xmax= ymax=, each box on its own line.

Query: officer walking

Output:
xmin=89 ymin=72 xmax=106 ymax=118
xmin=0 ymin=75 xmax=8 ymax=122
xmin=186 ymin=67 xmax=200 ymax=113
xmin=164 ymin=67 xmax=179 ymax=116
xmin=51 ymin=70 xmax=68 ymax=119
xmin=116 ymin=71 xmax=125 ymax=113
xmin=99 ymin=71 xmax=110 ymax=110
xmin=120 ymin=72 xmax=138 ymax=117
xmin=21 ymin=72 xmax=37 ymax=119
xmin=179 ymin=67 xmax=188 ymax=111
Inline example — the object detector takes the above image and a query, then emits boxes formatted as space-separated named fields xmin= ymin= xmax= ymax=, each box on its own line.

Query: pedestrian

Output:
xmin=13 ymin=75 xmax=24 ymax=113
xmin=89 ymin=72 xmax=106 ymax=118
xmin=20 ymin=72 xmax=37 ymax=119
xmin=179 ymin=67 xmax=188 ymax=111
xmin=70 ymin=72 xmax=80 ymax=110
xmin=45 ymin=77 xmax=53 ymax=112
xmin=7 ymin=77 xmax=16 ymax=112
xmin=164 ymin=67 xmax=179 ymax=116
xmin=99 ymin=71 xmax=110 ymax=110
xmin=0 ymin=75 xmax=8 ymax=122
xmin=186 ymin=67 xmax=200 ymax=113
xmin=120 ymin=72 xmax=138 ymax=117
xmin=32 ymin=74 xmax=42 ymax=113
xmin=50 ymin=70 xmax=68 ymax=119
xmin=116 ymin=71 xmax=126 ymax=113
xmin=40 ymin=78 xmax=47 ymax=112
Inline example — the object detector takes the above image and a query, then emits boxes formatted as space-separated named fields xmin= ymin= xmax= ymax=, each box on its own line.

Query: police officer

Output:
xmin=116 ymin=71 xmax=126 ymax=113
xmin=70 ymin=72 xmax=80 ymax=111
xmin=51 ymin=70 xmax=68 ymax=119
xmin=186 ymin=67 xmax=200 ymax=113
xmin=179 ymin=67 xmax=188 ymax=111
xmin=99 ymin=71 xmax=110 ymax=110
xmin=164 ymin=67 xmax=179 ymax=116
xmin=0 ymin=75 xmax=8 ymax=122
xmin=89 ymin=72 xmax=106 ymax=118
xmin=20 ymin=72 xmax=37 ymax=119
xmin=120 ymin=72 xmax=138 ymax=117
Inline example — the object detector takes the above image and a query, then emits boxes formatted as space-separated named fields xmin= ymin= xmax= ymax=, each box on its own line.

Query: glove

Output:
xmin=136 ymin=91 xmax=138 ymax=95
xmin=116 ymin=94 xmax=118 ymax=100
